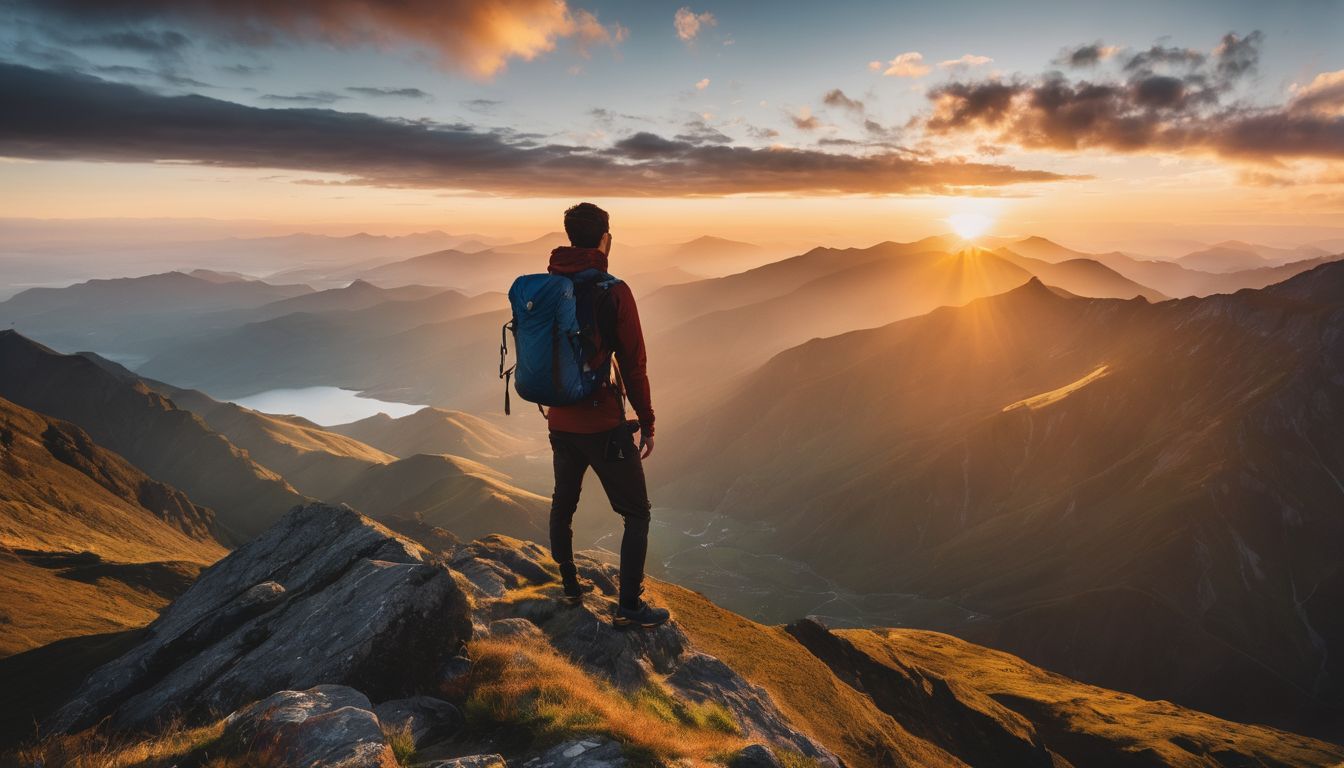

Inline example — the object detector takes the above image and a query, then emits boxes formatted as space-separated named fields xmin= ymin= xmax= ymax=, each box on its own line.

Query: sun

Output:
xmin=946 ymin=211 xmax=995 ymax=240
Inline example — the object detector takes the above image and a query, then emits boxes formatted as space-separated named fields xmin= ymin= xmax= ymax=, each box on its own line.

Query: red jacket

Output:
xmin=544 ymin=247 xmax=655 ymax=436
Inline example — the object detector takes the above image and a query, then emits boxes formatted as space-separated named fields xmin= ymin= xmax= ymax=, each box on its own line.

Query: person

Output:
xmin=545 ymin=202 xmax=669 ymax=628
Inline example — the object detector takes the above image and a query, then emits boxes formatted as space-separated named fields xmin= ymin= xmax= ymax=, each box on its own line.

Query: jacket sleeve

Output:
xmin=611 ymin=283 xmax=655 ymax=436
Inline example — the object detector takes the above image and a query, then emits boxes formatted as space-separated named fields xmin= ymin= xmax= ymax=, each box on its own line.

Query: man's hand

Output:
xmin=639 ymin=429 xmax=654 ymax=460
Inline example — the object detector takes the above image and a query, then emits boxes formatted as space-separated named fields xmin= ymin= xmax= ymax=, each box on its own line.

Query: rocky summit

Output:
xmin=36 ymin=503 xmax=1344 ymax=767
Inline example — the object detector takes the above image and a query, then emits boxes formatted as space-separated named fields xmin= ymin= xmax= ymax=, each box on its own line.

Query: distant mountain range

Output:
xmin=656 ymin=261 xmax=1344 ymax=735
xmin=2 ymin=238 xmax=1344 ymax=752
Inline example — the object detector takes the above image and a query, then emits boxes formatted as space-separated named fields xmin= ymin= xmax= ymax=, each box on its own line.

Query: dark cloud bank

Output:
xmin=927 ymin=31 xmax=1344 ymax=162
xmin=0 ymin=63 xmax=1069 ymax=196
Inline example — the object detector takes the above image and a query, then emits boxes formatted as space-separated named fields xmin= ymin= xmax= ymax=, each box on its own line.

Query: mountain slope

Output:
xmin=657 ymin=264 xmax=1344 ymax=734
xmin=331 ymin=407 xmax=534 ymax=462
xmin=94 ymin=365 xmax=550 ymax=541
xmin=0 ymin=395 xmax=224 ymax=655
xmin=0 ymin=331 xmax=307 ymax=541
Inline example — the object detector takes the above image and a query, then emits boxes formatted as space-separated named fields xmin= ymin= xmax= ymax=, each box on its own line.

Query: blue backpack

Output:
xmin=499 ymin=268 xmax=622 ymax=414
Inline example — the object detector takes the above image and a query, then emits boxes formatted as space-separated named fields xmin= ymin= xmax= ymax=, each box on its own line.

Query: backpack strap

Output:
xmin=499 ymin=319 xmax=516 ymax=415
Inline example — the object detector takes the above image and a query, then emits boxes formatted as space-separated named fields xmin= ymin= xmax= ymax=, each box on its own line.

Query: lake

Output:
xmin=232 ymin=386 xmax=425 ymax=426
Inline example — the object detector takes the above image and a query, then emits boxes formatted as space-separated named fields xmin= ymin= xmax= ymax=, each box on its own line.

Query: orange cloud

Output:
xmin=14 ymin=0 xmax=624 ymax=78
xmin=873 ymin=52 xmax=931 ymax=78
xmin=674 ymin=7 xmax=717 ymax=43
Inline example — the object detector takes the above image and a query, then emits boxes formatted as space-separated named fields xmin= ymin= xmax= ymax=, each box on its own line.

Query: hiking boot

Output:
xmin=613 ymin=599 xmax=671 ymax=628
xmin=558 ymin=561 xmax=582 ymax=605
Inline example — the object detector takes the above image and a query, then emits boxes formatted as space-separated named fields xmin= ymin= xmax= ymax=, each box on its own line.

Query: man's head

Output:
xmin=563 ymin=202 xmax=609 ymax=248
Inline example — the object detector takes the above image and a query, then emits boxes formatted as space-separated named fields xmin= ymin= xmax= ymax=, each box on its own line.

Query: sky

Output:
xmin=2 ymin=0 xmax=1343 ymax=250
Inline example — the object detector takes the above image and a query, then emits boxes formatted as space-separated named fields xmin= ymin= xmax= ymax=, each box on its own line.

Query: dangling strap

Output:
xmin=610 ymin=354 xmax=629 ymax=420
xmin=499 ymin=320 xmax=516 ymax=415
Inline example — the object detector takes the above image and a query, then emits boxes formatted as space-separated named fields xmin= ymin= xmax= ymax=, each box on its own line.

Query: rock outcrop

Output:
xmin=456 ymin=536 xmax=841 ymax=766
xmin=46 ymin=503 xmax=472 ymax=733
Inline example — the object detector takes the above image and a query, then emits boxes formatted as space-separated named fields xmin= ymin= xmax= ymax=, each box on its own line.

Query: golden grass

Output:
xmin=382 ymin=722 xmax=417 ymax=766
xmin=6 ymin=719 xmax=243 ymax=768
xmin=847 ymin=628 xmax=1344 ymax=768
xmin=463 ymin=636 xmax=745 ymax=766
xmin=647 ymin=582 xmax=962 ymax=768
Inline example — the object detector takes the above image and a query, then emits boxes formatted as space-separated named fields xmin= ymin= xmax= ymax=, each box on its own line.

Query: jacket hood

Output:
xmin=548 ymin=246 xmax=608 ymax=275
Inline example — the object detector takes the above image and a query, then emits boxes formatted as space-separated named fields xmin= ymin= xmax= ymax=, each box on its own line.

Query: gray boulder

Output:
xmin=223 ymin=685 xmax=395 ymax=768
xmin=47 ymin=503 xmax=473 ymax=733
xmin=423 ymin=756 xmax=507 ymax=768
xmin=524 ymin=737 xmax=625 ymax=768
xmin=730 ymin=745 xmax=783 ymax=768
xmin=373 ymin=695 xmax=461 ymax=748
xmin=489 ymin=617 xmax=544 ymax=640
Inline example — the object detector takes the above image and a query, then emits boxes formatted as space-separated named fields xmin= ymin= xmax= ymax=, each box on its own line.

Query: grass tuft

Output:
xmin=8 ymin=718 xmax=237 ymax=768
xmin=463 ymin=637 xmax=745 ymax=764
xmin=383 ymin=722 xmax=417 ymax=766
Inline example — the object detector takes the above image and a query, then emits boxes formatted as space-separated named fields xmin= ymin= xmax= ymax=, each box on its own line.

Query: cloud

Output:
xmin=674 ymin=117 xmax=732 ymax=145
xmin=822 ymin=89 xmax=864 ymax=113
xmin=219 ymin=63 xmax=270 ymax=76
xmin=11 ymin=0 xmax=625 ymax=78
xmin=1122 ymin=44 xmax=1206 ymax=73
xmin=55 ymin=28 xmax=192 ymax=56
xmin=922 ymin=32 xmax=1344 ymax=162
xmin=695 ymin=78 xmax=710 ymax=90
xmin=1214 ymin=31 xmax=1262 ymax=80
xmin=261 ymin=91 xmax=348 ymax=105
xmin=346 ymin=86 xmax=432 ymax=99
xmin=1290 ymin=70 xmax=1344 ymax=116
xmin=874 ymin=52 xmax=930 ymax=78
xmin=938 ymin=53 xmax=993 ymax=70
xmin=1054 ymin=42 xmax=1121 ymax=68
xmin=790 ymin=107 xmax=821 ymax=131
xmin=0 ymin=62 xmax=1072 ymax=197
xmin=674 ymin=7 xmax=716 ymax=43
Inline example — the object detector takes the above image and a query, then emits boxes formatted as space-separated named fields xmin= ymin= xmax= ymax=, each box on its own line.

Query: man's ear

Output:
xmin=598 ymin=232 xmax=612 ymax=255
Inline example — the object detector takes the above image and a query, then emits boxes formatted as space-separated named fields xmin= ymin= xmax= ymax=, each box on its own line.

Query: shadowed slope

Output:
xmin=0 ymin=331 xmax=306 ymax=542
xmin=657 ymin=264 xmax=1344 ymax=734
xmin=0 ymin=395 xmax=223 ymax=655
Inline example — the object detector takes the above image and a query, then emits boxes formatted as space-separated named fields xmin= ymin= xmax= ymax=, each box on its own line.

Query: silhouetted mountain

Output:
xmin=0 ymin=331 xmax=307 ymax=541
xmin=1006 ymin=235 xmax=1343 ymax=297
xmin=0 ymin=394 xmax=223 ymax=655
xmin=0 ymin=271 xmax=314 ymax=358
xmin=658 ymin=263 xmax=1344 ymax=735
xmin=660 ymin=235 xmax=774 ymax=276
xmin=1179 ymin=242 xmax=1275 ymax=273
xmin=252 ymin=280 xmax=444 ymax=319
xmin=991 ymin=248 xmax=1168 ymax=301
xmin=356 ymin=248 xmax=539 ymax=293
xmin=138 ymin=290 xmax=506 ymax=398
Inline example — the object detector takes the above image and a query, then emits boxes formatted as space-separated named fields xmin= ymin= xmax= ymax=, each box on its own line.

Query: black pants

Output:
xmin=549 ymin=428 xmax=651 ymax=607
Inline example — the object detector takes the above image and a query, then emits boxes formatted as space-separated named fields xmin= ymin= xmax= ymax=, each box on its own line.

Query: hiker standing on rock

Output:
xmin=500 ymin=202 xmax=670 ymax=627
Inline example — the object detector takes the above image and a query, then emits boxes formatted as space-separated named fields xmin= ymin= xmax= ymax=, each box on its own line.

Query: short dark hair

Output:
xmin=564 ymin=202 xmax=609 ymax=248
